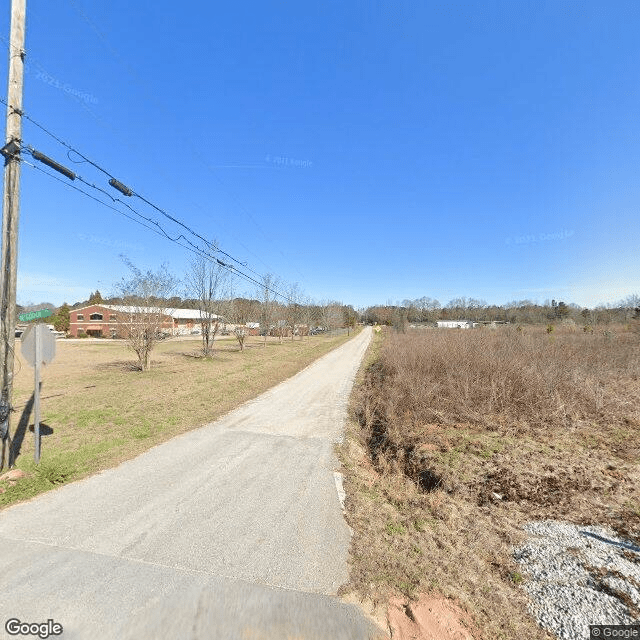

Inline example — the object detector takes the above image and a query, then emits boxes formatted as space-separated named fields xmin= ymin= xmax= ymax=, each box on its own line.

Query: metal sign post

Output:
xmin=34 ymin=326 xmax=40 ymax=461
xmin=20 ymin=324 xmax=55 ymax=463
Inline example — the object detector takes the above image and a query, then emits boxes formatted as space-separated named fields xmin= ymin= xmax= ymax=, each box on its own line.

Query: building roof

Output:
xmin=103 ymin=305 xmax=221 ymax=320
xmin=72 ymin=304 xmax=220 ymax=320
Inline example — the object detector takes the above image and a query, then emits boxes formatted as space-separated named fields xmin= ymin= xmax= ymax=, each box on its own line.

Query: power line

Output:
xmin=20 ymin=155 xmax=297 ymax=302
xmin=24 ymin=156 xmax=276 ymax=295
xmin=0 ymin=95 xmax=272 ymax=283
xmin=0 ymin=94 xmax=293 ymax=297
xmin=60 ymin=1 xmax=308 ymax=283
xmin=21 ymin=159 xmax=164 ymax=238
xmin=0 ymin=30 xmax=291 ymax=283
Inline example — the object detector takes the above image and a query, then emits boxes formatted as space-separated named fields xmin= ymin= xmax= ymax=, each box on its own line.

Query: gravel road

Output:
xmin=0 ymin=327 xmax=386 ymax=639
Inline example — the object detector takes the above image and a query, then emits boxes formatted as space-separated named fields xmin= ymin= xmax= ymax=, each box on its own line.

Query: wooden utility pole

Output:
xmin=0 ymin=0 xmax=26 ymax=470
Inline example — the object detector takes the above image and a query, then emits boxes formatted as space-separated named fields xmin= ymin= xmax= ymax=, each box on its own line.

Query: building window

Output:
xmin=90 ymin=313 xmax=103 ymax=321
xmin=77 ymin=314 xmax=84 ymax=321
xmin=109 ymin=315 xmax=116 ymax=321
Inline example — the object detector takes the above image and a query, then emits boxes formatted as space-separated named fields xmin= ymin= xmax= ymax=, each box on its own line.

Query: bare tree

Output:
xmin=116 ymin=260 xmax=178 ymax=371
xmin=257 ymin=273 xmax=280 ymax=346
xmin=231 ymin=296 xmax=259 ymax=326
xmin=233 ymin=326 xmax=248 ymax=351
xmin=285 ymin=283 xmax=303 ymax=340
xmin=300 ymin=296 xmax=318 ymax=339
xmin=392 ymin=306 xmax=408 ymax=333
xmin=186 ymin=243 xmax=232 ymax=356
xmin=274 ymin=315 xmax=287 ymax=343
xmin=320 ymin=300 xmax=343 ymax=333
xmin=343 ymin=305 xmax=358 ymax=335
xmin=446 ymin=297 xmax=469 ymax=320
xmin=620 ymin=293 xmax=640 ymax=322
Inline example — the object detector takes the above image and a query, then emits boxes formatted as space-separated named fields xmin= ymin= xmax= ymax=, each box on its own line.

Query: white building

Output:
xmin=436 ymin=320 xmax=478 ymax=329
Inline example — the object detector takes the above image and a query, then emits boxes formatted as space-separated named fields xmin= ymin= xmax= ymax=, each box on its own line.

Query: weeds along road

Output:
xmin=0 ymin=327 xmax=386 ymax=640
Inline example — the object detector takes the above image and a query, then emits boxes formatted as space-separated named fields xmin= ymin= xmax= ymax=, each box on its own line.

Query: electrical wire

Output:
xmin=33 ymin=1 xmax=307 ymax=283
xmin=20 ymin=156 xmax=297 ymax=302
xmin=21 ymin=158 xmax=163 ymax=238
xmin=21 ymin=158 xmax=227 ymax=267
xmin=0 ymin=92 xmax=297 ymax=300
xmin=63 ymin=0 xmax=300 ymax=280
xmin=0 ymin=31 xmax=291 ymax=283
xmin=0 ymin=95 xmax=274 ymax=284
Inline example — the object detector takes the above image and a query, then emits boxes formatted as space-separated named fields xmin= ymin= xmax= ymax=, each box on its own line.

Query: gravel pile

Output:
xmin=513 ymin=520 xmax=640 ymax=639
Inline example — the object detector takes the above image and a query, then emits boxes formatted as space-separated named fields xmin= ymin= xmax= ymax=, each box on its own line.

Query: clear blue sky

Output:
xmin=2 ymin=0 xmax=639 ymax=309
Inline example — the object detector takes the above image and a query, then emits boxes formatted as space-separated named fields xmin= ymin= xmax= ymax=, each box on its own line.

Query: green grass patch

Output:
xmin=36 ymin=458 xmax=77 ymax=485
xmin=510 ymin=571 xmax=524 ymax=585
xmin=385 ymin=521 xmax=407 ymax=536
xmin=130 ymin=423 xmax=152 ymax=439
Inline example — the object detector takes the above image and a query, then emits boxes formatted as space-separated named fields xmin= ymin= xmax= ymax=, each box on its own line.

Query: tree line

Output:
xmin=361 ymin=294 xmax=640 ymax=329
xmin=19 ymin=290 xmax=640 ymax=337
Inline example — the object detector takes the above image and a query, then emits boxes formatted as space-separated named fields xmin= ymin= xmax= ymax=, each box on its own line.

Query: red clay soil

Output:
xmin=387 ymin=595 xmax=476 ymax=640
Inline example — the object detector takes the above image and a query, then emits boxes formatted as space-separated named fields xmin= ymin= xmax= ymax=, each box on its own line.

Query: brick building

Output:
xmin=68 ymin=304 xmax=222 ymax=338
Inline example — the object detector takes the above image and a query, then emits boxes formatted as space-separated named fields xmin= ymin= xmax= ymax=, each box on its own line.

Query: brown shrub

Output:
xmin=363 ymin=324 xmax=640 ymax=435
xmin=343 ymin=324 xmax=640 ymax=639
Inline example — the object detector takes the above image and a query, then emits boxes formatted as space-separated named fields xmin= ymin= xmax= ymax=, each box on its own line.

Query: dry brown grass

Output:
xmin=339 ymin=324 xmax=640 ymax=640
xmin=2 ymin=332 xmax=357 ymax=508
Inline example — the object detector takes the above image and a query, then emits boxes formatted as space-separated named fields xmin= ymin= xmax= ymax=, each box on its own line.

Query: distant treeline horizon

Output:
xmin=361 ymin=295 xmax=640 ymax=327
xmin=16 ymin=292 xmax=640 ymax=328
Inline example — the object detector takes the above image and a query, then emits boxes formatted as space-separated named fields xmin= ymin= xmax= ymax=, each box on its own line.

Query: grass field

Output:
xmin=1 ymin=330 xmax=358 ymax=508
xmin=339 ymin=323 xmax=640 ymax=639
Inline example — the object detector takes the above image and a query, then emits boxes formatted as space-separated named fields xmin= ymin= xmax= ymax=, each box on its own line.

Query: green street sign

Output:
xmin=18 ymin=308 xmax=52 ymax=322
